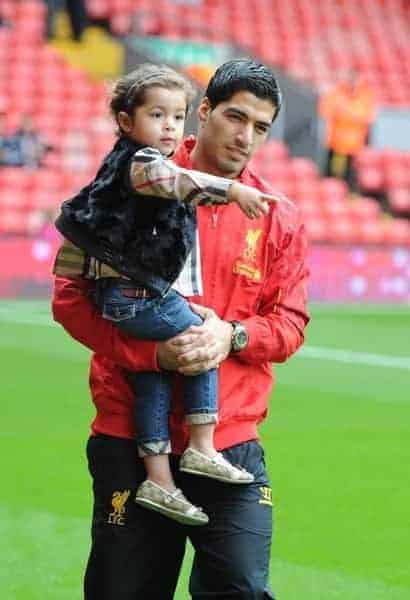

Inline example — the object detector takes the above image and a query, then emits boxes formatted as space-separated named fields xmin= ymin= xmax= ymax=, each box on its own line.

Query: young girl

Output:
xmin=54 ymin=64 xmax=272 ymax=526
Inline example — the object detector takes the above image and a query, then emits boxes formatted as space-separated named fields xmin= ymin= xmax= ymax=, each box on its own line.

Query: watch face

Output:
xmin=235 ymin=329 xmax=248 ymax=348
xmin=232 ymin=323 xmax=248 ymax=351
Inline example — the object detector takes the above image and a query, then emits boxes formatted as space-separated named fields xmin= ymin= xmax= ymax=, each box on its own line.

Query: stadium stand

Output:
xmin=85 ymin=0 xmax=410 ymax=107
xmin=87 ymin=0 xmax=410 ymax=244
xmin=250 ymin=140 xmax=410 ymax=245
xmin=355 ymin=148 xmax=410 ymax=217
xmin=0 ymin=0 xmax=409 ymax=245
xmin=0 ymin=0 xmax=116 ymax=235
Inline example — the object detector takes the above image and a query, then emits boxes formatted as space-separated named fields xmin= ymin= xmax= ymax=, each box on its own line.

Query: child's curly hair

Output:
xmin=110 ymin=64 xmax=197 ymax=135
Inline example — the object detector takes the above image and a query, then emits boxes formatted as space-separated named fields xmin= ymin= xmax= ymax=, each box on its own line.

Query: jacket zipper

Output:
xmin=204 ymin=207 xmax=221 ymax=306
xmin=272 ymin=288 xmax=282 ymax=313
xmin=212 ymin=207 xmax=218 ymax=228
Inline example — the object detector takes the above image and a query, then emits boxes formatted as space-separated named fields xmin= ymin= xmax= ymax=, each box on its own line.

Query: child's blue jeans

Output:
xmin=95 ymin=278 xmax=218 ymax=457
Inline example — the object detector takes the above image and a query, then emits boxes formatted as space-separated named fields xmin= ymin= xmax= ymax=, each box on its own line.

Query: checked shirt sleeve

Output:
xmin=129 ymin=147 xmax=232 ymax=206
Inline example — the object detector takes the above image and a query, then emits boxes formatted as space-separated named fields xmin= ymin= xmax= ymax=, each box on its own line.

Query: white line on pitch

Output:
xmin=0 ymin=311 xmax=54 ymax=327
xmin=298 ymin=346 xmax=410 ymax=370
xmin=1 ymin=309 xmax=410 ymax=370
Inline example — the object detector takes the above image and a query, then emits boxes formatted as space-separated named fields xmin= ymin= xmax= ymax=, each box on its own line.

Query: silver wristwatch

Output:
xmin=230 ymin=320 xmax=249 ymax=353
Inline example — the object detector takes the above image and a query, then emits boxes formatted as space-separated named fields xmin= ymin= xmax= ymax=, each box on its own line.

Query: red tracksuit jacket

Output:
xmin=52 ymin=137 xmax=310 ymax=454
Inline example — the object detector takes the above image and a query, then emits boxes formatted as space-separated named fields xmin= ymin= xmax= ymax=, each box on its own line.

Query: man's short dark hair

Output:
xmin=205 ymin=59 xmax=282 ymax=121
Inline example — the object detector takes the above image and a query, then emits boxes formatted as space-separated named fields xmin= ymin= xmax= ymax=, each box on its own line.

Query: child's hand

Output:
xmin=228 ymin=182 xmax=273 ymax=219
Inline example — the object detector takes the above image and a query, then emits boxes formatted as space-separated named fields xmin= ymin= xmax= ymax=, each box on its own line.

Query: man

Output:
xmin=319 ymin=70 xmax=376 ymax=189
xmin=52 ymin=59 xmax=309 ymax=599
xmin=46 ymin=0 xmax=88 ymax=41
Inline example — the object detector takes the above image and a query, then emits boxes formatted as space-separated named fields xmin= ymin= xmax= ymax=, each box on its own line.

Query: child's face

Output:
xmin=122 ymin=86 xmax=187 ymax=156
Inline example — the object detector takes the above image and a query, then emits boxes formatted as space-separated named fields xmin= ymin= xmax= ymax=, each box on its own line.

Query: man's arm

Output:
xmin=52 ymin=277 xmax=159 ymax=372
xmin=238 ymin=216 xmax=309 ymax=365
xmin=170 ymin=211 xmax=309 ymax=371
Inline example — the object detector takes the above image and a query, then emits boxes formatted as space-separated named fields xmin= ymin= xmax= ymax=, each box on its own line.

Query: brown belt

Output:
xmin=121 ymin=287 xmax=156 ymax=299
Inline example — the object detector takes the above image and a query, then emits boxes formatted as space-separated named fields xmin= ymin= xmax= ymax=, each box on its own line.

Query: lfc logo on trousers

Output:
xmin=108 ymin=490 xmax=130 ymax=525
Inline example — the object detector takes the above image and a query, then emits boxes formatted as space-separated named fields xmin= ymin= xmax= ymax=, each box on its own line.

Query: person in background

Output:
xmin=319 ymin=70 xmax=376 ymax=190
xmin=13 ymin=114 xmax=51 ymax=168
xmin=0 ymin=113 xmax=8 ymax=166
xmin=0 ymin=113 xmax=24 ymax=167
xmin=45 ymin=0 xmax=88 ymax=41
xmin=0 ymin=114 xmax=50 ymax=168
xmin=53 ymin=58 xmax=310 ymax=599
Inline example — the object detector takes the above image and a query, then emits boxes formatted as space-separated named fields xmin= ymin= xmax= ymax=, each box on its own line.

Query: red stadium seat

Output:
xmin=356 ymin=218 xmax=385 ymax=245
xmin=0 ymin=209 xmax=31 ymax=235
xmin=327 ymin=217 xmax=358 ymax=244
xmin=0 ymin=168 xmax=30 ymax=191
xmin=383 ymin=219 xmax=410 ymax=246
xmin=15 ymin=1 xmax=45 ymax=18
xmin=319 ymin=178 xmax=349 ymax=202
xmin=293 ymin=180 xmax=320 ymax=202
xmin=384 ymin=166 xmax=409 ymax=190
xmin=349 ymin=197 xmax=381 ymax=219
xmin=323 ymin=196 xmax=349 ymax=217
xmin=291 ymin=157 xmax=319 ymax=181
xmin=357 ymin=167 xmax=384 ymax=193
xmin=29 ymin=189 xmax=62 ymax=210
xmin=29 ymin=170 xmax=64 ymax=194
xmin=388 ymin=189 xmax=410 ymax=214
xmin=304 ymin=216 xmax=328 ymax=242
xmin=86 ymin=0 xmax=110 ymax=19
xmin=297 ymin=198 xmax=323 ymax=218
xmin=0 ymin=190 xmax=28 ymax=209
xmin=260 ymin=140 xmax=290 ymax=161
xmin=32 ymin=114 xmax=64 ymax=137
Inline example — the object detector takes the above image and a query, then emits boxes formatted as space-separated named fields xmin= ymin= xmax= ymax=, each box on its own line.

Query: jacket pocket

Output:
xmin=233 ymin=274 xmax=264 ymax=315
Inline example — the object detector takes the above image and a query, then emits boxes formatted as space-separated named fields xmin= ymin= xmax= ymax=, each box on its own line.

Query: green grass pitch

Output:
xmin=1 ymin=301 xmax=409 ymax=599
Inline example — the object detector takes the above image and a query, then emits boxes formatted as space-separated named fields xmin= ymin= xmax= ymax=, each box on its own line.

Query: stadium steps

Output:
xmin=48 ymin=11 xmax=124 ymax=81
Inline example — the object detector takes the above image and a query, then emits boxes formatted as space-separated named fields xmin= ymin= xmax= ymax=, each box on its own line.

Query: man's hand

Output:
xmin=156 ymin=303 xmax=233 ymax=375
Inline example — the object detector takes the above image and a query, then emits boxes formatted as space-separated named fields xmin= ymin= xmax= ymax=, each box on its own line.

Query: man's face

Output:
xmin=194 ymin=91 xmax=276 ymax=178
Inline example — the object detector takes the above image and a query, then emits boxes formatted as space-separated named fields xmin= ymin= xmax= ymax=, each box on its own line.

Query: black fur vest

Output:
xmin=55 ymin=136 xmax=196 ymax=295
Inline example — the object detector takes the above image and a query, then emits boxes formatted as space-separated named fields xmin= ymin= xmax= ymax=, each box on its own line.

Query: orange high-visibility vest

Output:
xmin=320 ymin=81 xmax=375 ymax=155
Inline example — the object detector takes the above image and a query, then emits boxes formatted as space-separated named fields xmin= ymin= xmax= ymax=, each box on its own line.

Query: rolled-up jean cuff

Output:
xmin=137 ymin=440 xmax=172 ymax=457
xmin=185 ymin=412 xmax=218 ymax=425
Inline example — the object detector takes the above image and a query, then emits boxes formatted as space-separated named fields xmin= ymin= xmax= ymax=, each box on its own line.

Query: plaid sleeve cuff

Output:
xmin=197 ymin=177 xmax=232 ymax=206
